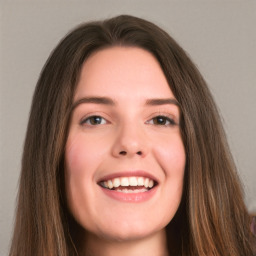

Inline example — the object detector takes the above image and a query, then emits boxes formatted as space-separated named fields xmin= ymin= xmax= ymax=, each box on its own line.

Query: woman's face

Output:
xmin=65 ymin=47 xmax=186 ymax=242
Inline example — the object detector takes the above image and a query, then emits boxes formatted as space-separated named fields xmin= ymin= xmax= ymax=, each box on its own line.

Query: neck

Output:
xmin=80 ymin=229 xmax=169 ymax=256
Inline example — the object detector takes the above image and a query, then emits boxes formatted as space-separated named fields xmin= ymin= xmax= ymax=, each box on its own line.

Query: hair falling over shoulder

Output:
xmin=9 ymin=15 xmax=256 ymax=256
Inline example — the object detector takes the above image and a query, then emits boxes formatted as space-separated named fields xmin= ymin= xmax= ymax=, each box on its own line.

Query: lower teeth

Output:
xmin=115 ymin=188 xmax=148 ymax=193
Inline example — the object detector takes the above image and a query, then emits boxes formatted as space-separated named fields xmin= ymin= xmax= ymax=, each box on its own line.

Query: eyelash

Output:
xmin=80 ymin=115 xmax=107 ymax=126
xmin=146 ymin=115 xmax=176 ymax=126
xmin=80 ymin=114 xmax=176 ymax=127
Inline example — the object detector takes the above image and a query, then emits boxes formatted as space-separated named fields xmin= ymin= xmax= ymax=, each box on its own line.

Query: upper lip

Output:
xmin=97 ymin=170 xmax=159 ymax=184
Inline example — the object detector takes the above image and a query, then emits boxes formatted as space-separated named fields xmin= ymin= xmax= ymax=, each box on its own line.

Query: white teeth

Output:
xmin=113 ymin=178 xmax=120 ymax=188
xmin=129 ymin=177 xmax=138 ymax=186
xmin=101 ymin=176 xmax=155 ymax=190
xmin=120 ymin=177 xmax=129 ymax=186
xmin=144 ymin=178 xmax=149 ymax=188
xmin=107 ymin=180 xmax=113 ymax=189
xmin=137 ymin=177 xmax=144 ymax=186
xmin=116 ymin=188 xmax=148 ymax=193
xmin=149 ymin=179 xmax=154 ymax=188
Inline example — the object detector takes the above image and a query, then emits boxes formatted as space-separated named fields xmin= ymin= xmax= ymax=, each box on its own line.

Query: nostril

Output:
xmin=118 ymin=150 xmax=142 ymax=156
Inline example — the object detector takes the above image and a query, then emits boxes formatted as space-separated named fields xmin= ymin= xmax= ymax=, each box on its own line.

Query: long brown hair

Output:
xmin=9 ymin=15 xmax=255 ymax=256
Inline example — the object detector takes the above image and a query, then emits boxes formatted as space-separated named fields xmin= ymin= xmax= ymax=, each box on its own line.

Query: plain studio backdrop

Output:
xmin=0 ymin=1 xmax=255 ymax=255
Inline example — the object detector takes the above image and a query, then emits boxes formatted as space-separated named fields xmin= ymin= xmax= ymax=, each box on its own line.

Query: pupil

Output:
xmin=91 ymin=116 xmax=101 ymax=125
xmin=155 ymin=117 xmax=166 ymax=125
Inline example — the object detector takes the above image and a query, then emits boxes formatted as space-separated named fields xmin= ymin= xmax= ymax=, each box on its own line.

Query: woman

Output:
xmin=9 ymin=15 xmax=255 ymax=256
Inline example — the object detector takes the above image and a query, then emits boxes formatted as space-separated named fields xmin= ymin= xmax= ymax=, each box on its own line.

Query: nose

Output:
xmin=111 ymin=123 xmax=147 ymax=158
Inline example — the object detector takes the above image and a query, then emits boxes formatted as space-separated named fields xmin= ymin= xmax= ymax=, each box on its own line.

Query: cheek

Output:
xmin=65 ymin=137 xmax=89 ymax=206
xmin=153 ymin=134 xmax=186 ymax=175
xmin=64 ymin=135 xmax=99 ymax=208
xmin=65 ymin=143 xmax=85 ymax=176
xmin=65 ymin=134 xmax=103 ymax=176
xmin=153 ymin=134 xmax=185 ymax=204
xmin=148 ymin=134 xmax=185 ymax=226
xmin=64 ymin=134 xmax=110 ymax=231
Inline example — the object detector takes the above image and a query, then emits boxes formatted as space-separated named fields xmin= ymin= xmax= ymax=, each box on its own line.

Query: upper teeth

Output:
xmin=101 ymin=177 xmax=155 ymax=189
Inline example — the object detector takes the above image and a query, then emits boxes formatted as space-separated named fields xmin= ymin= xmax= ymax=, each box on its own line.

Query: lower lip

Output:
xmin=100 ymin=186 xmax=157 ymax=202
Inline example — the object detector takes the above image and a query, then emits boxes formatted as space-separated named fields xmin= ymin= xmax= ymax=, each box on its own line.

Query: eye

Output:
xmin=81 ymin=115 xmax=107 ymax=126
xmin=147 ymin=115 xmax=176 ymax=126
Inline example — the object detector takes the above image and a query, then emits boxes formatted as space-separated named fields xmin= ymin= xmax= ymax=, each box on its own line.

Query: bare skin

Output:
xmin=83 ymin=229 xmax=169 ymax=256
xmin=65 ymin=47 xmax=185 ymax=256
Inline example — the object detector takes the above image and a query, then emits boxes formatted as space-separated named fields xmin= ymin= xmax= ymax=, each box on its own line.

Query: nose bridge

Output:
xmin=112 ymin=120 xmax=147 ymax=157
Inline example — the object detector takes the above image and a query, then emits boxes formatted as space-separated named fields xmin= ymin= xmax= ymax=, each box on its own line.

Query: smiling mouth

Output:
xmin=99 ymin=176 xmax=157 ymax=193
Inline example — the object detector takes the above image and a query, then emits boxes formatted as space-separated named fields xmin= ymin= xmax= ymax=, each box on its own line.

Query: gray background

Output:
xmin=1 ymin=1 xmax=255 ymax=255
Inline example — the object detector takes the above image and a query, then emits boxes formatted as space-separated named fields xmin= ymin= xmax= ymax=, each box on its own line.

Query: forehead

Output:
xmin=74 ymin=46 xmax=174 ymax=101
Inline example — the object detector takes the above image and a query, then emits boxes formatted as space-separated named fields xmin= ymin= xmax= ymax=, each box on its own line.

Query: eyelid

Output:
xmin=146 ymin=111 xmax=178 ymax=125
xmin=82 ymin=116 xmax=107 ymax=125
xmin=79 ymin=113 xmax=110 ymax=126
xmin=146 ymin=116 xmax=176 ymax=126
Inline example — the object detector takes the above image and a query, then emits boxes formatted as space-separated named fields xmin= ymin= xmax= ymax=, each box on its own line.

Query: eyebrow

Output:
xmin=72 ymin=96 xmax=179 ymax=110
xmin=145 ymin=98 xmax=179 ymax=107
xmin=72 ymin=97 xmax=115 ymax=110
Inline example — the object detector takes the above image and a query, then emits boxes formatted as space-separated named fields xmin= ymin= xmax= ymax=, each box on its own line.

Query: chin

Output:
xmin=91 ymin=218 xmax=165 ymax=242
